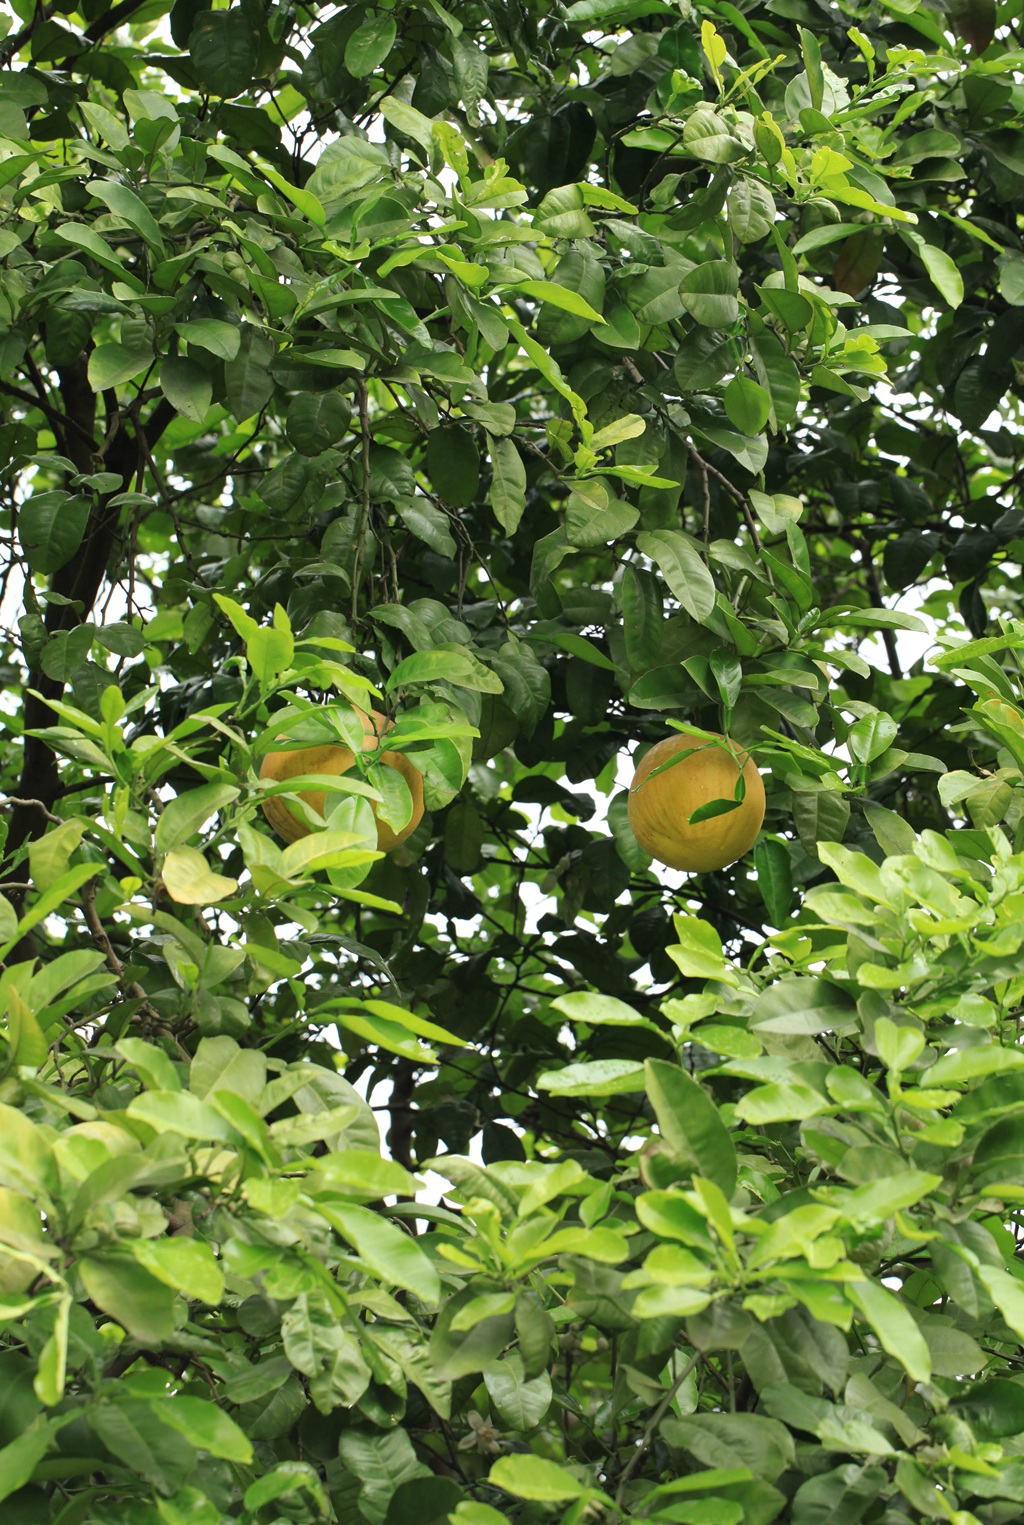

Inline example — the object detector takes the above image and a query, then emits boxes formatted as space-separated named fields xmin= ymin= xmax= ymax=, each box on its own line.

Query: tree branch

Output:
xmin=4 ymin=394 xmax=177 ymax=883
xmin=84 ymin=0 xmax=151 ymax=42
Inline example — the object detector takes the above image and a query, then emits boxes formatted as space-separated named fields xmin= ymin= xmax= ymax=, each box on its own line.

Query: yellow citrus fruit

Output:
xmin=627 ymin=731 xmax=765 ymax=872
xmin=260 ymin=709 xmax=424 ymax=853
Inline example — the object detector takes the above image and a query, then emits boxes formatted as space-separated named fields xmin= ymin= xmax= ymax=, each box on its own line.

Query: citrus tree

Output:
xmin=3 ymin=0 xmax=1024 ymax=1520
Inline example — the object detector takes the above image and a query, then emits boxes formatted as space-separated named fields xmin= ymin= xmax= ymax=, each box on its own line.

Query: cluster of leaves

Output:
xmin=7 ymin=790 xmax=1024 ymax=1525
xmin=3 ymin=0 xmax=1024 ymax=1519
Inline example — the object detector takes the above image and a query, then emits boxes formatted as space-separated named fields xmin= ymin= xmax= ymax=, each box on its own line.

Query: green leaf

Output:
xmin=160 ymin=356 xmax=213 ymax=422
xmin=387 ymin=645 xmax=503 ymax=694
xmin=313 ymin=1150 xmax=419 ymax=1199
xmin=345 ymin=12 xmax=398 ymax=75
xmin=724 ymin=375 xmax=771 ymax=435
xmin=0 ymin=1104 xmax=58 ymax=1198
xmin=533 ymin=184 xmax=596 ymax=239
xmin=318 ymin=1202 xmax=440 ymax=1300
xmin=903 ymin=232 xmax=963 ymax=308
xmin=752 ymin=977 xmax=857 ymax=1035
xmin=90 ymin=180 xmax=164 ymax=251
xmin=485 ymin=1352 xmax=552 ymax=1430
xmin=331 ymin=1009 xmax=439 ymax=1064
xmin=667 ymin=916 xmax=736 ymax=982
xmin=505 ymin=316 xmax=588 ymax=429
xmin=847 ymin=712 xmax=898 ymax=764
xmin=155 ymin=783 xmax=240 ymax=852
xmin=660 ymin=1413 xmax=794 ymax=1481
xmin=549 ymin=991 xmax=656 ymax=1029
xmin=127 ymin=1089 xmax=242 ymax=1143
xmin=488 ymin=433 xmax=527 ymax=534
xmin=0 ymin=1420 xmax=60 ymax=1505
xmin=244 ymin=1463 xmax=329 ymax=1514
xmin=451 ymin=1503 xmax=509 ymax=1525
xmin=248 ymin=624 xmax=295 ymax=683
xmin=728 ymin=179 xmax=776 ymax=244
xmin=489 ymin=1454 xmax=589 ymax=1502
xmin=929 ymin=1045 xmax=1024 ymax=1085
xmin=39 ymin=627 xmax=93 ymax=682
xmin=88 ymin=342 xmax=152 ymax=389
xmin=161 ymin=846 xmax=238 ymax=905
xmin=54 ymin=224 xmax=145 ymax=286
xmin=33 ymin=1294 xmax=69 ymax=1406
xmin=80 ymin=101 xmax=130 ymax=150
xmin=847 ymin=1281 xmax=931 ymax=1382
xmin=679 ymin=262 xmax=741 ymax=327
xmin=636 ymin=530 xmax=716 ymax=622
xmin=874 ymin=1018 xmax=925 ymax=1073
xmin=645 ymin=1059 xmax=738 ymax=1197
xmin=792 ymin=792 xmax=851 ymax=855
xmin=338 ymin=1428 xmax=430 ymax=1524
xmin=6 ymin=988 xmax=47 ymax=1068
xmin=192 ymin=1034 xmax=267 ymax=1104
xmin=426 ymin=426 xmax=480 ymax=507
xmin=79 ymin=1254 xmax=177 ymax=1343
xmin=260 ymin=165 xmax=326 ymax=227
xmin=4 ymin=865 xmax=102 ymax=954
xmin=286 ymin=391 xmax=352 ymax=454
xmin=175 ymin=318 xmax=240 ymax=360
xmin=749 ymin=489 xmax=803 ymax=534
xmin=397 ymin=496 xmax=458 ymax=557
xmin=753 ymin=839 xmax=794 ymax=924
xmin=224 ymin=326 xmax=274 ymax=422
xmin=189 ymin=9 xmax=259 ymax=97
xmin=683 ymin=109 xmax=745 ymax=163
xmin=976 ymin=1264 xmax=1024 ymax=1341
xmin=116 ymin=1037 xmax=181 ymax=1092
xmin=513 ymin=279 xmax=604 ymax=323
xmin=129 ymin=1239 xmax=224 ymax=1304
xmin=566 ymin=482 xmax=638 ymax=547
xmin=19 ymin=492 xmax=90 ymax=576
xmin=751 ymin=332 xmax=801 ymax=427
xmin=338 ymin=998 xmax=466 ymax=1049
xmin=380 ymin=96 xmax=435 ymax=153
xmin=998 ymin=253 xmax=1024 ymax=306
xmin=536 ymin=1060 xmax=646 ymax=1096
xmin=155 ymin=1395 xmax=253 ymax=1461
xmin=212 ymin=591 xmax=258 ymax=640
xmin=675 ymin=330 xmax=742 ymax=391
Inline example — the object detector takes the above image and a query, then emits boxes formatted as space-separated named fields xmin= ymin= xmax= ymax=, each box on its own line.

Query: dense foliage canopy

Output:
xmin=3 ymin=0 xmax=1024 ymax=1520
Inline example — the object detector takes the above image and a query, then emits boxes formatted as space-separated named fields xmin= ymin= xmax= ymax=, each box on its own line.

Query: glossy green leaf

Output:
xmin=636 ymin=530 xmax=716 ymax=622
xmin=319 ymin=1202 xmax=440 ymax=1301
xmin=162 ymin=846 xmax=238 ymax=905
xmin=645 ymin=1060 xmax=737 ymax=1197
xmin=19 ymin=493 xmax=90 ymax=575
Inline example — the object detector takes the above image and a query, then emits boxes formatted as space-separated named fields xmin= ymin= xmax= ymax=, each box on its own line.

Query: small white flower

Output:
xmin=457 ymin=1410 xmax=504 ymax=1456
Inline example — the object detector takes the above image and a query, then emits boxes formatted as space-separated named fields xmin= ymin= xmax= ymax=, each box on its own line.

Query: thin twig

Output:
xmin=80 ymin=881 xmax=163 ymax=1026
xmin=686 ymin=442 xmax=773 ymax=584
xmin=696 ymin=451 xmax=711 ymax=563
xmin=615 ymin=1348 xmax=701 ymax=1503
xmin=0 ymin=797 xmax=62 ymax=825
xmin=864 ymin=553 xmax=902 ymax=679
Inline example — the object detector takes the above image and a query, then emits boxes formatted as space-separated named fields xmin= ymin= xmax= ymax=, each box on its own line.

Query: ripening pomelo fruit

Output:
xmin=627 ymin=731 xmax=765 ymax=873
xmin=260 ymin=709 xmax=424 ymax=852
